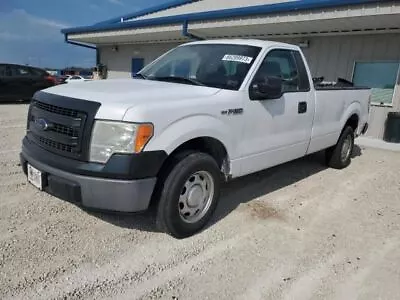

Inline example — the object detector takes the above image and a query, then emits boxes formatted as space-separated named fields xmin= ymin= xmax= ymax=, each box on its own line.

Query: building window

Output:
xmin=353 ymin=62 xmax=400 ymax=106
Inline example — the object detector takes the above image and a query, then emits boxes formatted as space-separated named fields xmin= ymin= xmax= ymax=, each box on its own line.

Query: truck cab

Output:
xmin=21 ymin=39 xmax=370 ymax=238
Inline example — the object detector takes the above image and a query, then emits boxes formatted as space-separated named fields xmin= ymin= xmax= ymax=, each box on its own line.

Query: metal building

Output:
xmin=62 ymin=0 xmax=400 ymax=140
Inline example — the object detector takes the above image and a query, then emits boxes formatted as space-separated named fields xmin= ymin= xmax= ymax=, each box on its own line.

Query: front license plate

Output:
xmin=27 ymin=164 xmax=43 ymax=190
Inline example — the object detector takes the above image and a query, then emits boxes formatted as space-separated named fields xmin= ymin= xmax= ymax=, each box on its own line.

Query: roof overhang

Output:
xmin=64 ymin=0 xmax=400 ymax=46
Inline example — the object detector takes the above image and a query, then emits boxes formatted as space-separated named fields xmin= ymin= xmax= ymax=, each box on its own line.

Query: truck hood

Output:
xmin=42 ymin=79 xmax=221 ymax=120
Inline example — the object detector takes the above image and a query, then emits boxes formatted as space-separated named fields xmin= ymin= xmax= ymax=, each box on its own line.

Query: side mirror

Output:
xmin=249 ymin=76 xmax=283 ymax=100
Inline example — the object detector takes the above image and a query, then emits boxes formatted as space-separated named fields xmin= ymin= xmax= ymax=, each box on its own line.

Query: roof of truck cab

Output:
xmin=183 ymin=39 xmax=300 ymax=50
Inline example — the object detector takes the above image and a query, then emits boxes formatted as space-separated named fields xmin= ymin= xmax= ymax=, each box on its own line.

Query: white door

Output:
xmin=239 ymin=49 xmax=315 ymax=176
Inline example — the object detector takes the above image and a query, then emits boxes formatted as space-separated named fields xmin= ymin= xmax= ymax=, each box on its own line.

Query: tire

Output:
xmin=326 ymin=126 xmax=355 ymax=169
xmin=155 ymin=152 xmax=221 ymax=239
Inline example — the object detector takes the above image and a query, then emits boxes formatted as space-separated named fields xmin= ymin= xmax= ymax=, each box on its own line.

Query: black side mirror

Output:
xmin=249 ymin=76 xmax=283 ymax=100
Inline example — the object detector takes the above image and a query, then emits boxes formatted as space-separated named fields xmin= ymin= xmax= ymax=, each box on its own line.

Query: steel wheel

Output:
xmin=178 ymin=171 xmax=215 ymax=224
xmin=341 ymin=134 xmax=353 ymax=163
xmin=155 ymin=152 xmax=221 ymax=238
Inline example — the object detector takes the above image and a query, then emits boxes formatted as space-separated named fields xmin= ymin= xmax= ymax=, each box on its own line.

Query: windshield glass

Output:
xmin=139 ymin=44 xmax=262 ymax=90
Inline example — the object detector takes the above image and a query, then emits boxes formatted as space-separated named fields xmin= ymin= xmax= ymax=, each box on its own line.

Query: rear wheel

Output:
xmin=155 ymin=152 xmax=221 ymax=238
xmin=326 ymin=126 xmax=355 ymax=169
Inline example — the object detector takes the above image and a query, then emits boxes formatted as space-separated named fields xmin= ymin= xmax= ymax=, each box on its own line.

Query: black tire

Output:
xmin=326 ymin=126 xmax=355 ymax=169
xmin=155 ymin=152 xmax=221 ymax=239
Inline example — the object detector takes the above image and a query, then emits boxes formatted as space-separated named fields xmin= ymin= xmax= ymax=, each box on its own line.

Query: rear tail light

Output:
xmin=45 ymin=75 xmax=57 ymax=85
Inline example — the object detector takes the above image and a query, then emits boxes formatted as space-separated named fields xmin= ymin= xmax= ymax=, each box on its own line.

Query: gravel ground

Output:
xmin=1 ymin=103 xmax=400 ymax=300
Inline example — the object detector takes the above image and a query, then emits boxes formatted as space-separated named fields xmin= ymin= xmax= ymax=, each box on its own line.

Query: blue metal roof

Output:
xmin=62 ymin=0 xmax=391 ymax=35
xmin=93 ymin=0 xmax=195 ymax=26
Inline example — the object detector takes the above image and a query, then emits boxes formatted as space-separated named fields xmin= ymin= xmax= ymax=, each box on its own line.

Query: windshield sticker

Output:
xmin=222 ymin=55 xmax=253 ymax=64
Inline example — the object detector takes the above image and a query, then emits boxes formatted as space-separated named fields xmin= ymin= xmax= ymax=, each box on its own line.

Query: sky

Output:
xmin=0 ymin=0 xmax=172 ymax=68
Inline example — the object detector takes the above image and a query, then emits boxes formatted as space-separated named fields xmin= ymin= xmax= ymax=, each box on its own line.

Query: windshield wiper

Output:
xmin=134 ymin=73 xmax=148 ymax=80
xmin=150 ymin=76 xmax=205 ymax=86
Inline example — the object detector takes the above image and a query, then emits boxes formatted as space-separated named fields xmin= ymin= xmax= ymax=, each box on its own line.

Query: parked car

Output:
xmin=0 ymin=63 xmax=57 ymax=101
xmin=65 ymin=75 xmax=91 ymax=83
xmin=20 ymin=39 xmax=370 ymax=238
xmin=54 ymin=75 xmax=69 ymax=85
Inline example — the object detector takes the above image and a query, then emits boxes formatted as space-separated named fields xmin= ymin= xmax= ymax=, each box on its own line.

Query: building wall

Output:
xmin=287 ymin=34 xmax=400 ymax=139
xmin=99 ymin=33 xmax=400 ymax=139
xmin=99 ymin=42 xmax=180 ymax=78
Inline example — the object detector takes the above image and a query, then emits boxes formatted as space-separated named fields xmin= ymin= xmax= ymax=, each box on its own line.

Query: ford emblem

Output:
xmin=35 ymin=118 xmax=50 ymax=131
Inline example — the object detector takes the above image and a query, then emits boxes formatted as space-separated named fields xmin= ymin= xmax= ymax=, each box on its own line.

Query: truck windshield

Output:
xmin=139 ymin=44 xmax=262 ymax=90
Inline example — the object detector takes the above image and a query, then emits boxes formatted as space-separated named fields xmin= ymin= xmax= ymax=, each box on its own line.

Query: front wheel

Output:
xmin=326 ymin=126 xmax=355 ymax=169
xmin=155 ymin=152 xmax=221 ymax=239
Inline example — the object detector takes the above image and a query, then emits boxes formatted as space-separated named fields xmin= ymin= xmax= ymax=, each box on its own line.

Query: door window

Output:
xmin=12 ymin=66 xmax=33 ymax=77
xmin=353 ymin=62 xmax=400 ymax=106
xmin=29 ymin=68 xmax=46 ymax=77
xmin=0 ymin=65 xmax=13 ymax=77
xmin=253 ymin=49 xmax=301 ymax=93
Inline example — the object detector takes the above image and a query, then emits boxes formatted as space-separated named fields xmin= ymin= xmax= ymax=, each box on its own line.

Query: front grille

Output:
xmin=52 ymin=123 xmax=79 ymax=138
xmin=34 ymin=101 xmax=79 ymax=118
xmin=38 ymin=136 xmax=73 ymax=153
xmin=28 ymin=100 xmax=87 ymax=158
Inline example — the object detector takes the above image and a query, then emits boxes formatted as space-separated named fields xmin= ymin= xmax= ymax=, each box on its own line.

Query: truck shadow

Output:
xmin=211 ymin=152 xmax=327 ymax=226
xmin=89 ymin=146 xmax=362 ymax=234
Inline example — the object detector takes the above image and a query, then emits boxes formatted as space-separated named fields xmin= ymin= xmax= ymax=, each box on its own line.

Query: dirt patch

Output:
xmin=244 ymin=201 xmax=283 ymax=220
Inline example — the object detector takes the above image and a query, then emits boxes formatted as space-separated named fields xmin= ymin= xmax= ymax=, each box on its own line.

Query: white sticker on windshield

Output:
xmin=222 ymin=54 xmax=253 ymax=64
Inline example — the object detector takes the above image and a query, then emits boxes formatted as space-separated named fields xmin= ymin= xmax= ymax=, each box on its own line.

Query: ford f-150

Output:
xmin=20 ymin=39 xmax=370 ymax=238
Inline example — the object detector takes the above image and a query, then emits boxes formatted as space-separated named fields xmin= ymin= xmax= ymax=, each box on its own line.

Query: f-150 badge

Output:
xmin=221 ymin=108 xmax=244 ymax=116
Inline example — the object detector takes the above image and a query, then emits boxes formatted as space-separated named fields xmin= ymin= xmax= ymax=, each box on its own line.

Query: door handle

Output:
xmin=298 ymin=102 xmax=307 ymax=114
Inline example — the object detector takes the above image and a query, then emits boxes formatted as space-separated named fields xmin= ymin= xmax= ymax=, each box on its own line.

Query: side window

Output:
xmin=0 ymin=65 xmax=14 ymax=77
xmin=30 ymin=68 xmax=46 ymax=77
xmin=0 ymin=65 xmax=7 ymax=77
xmin=253 ymin=49 xmax=300 ymax=93
xmin=13 ymin=66 xmax=32 ymax=77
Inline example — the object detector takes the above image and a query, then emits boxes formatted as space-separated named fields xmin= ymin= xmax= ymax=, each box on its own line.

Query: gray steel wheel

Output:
xmin=326 ymin=126 xmax=355 ymax=169
xmin=341 ymin=134 xmax=353 ymax=163
xmin=178 ymin=170 xmax=215 ymax=224
xmin=155 ymin=151 xmax=221 ymax=238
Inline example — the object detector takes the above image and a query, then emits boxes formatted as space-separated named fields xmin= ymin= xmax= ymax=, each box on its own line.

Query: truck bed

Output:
xmin=307 ymin=88 xmax=371 ymax=155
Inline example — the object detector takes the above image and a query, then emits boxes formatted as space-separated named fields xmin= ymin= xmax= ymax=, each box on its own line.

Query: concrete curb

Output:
xmin=356 ymin=136 xmax=400 ymax=152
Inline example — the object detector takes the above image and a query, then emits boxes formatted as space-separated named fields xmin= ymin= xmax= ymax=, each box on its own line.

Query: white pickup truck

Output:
xmin=21 ymin=39 xmax=370 ymax=238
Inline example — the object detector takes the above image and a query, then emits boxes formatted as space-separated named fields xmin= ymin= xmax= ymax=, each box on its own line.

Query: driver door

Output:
xmin=239 ymin=48 xmax=314 ymax=176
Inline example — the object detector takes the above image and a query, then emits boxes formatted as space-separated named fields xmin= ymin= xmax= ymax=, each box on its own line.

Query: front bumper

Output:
xmin=21 ymin=137 xmax=166 ymax=212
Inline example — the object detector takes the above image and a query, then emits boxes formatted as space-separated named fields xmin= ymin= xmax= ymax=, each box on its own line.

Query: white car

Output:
xmin=65 ymin=75 xmax=91 ymax=83
xmin=21 ymin=39 xmax=370 ymax=238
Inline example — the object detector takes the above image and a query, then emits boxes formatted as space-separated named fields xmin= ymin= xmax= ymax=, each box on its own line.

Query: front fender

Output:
xmin=145 ymin=114 xmax=236 ymax=158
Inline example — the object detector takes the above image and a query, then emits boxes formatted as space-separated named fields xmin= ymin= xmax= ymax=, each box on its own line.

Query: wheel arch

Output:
xmin=340 ymin=102 xmax=361 ymax=135
xmin=160 ymin=136 xmax=230 ymax=177
xmin=149 ymin=136 xmax=229 ymax=211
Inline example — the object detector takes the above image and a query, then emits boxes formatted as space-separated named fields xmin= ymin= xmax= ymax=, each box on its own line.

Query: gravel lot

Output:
xmin=1 ymin=103 xmax=400 ymax=300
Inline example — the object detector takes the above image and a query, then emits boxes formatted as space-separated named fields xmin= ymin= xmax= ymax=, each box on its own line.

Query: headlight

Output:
xmin=89 ymin=121 xmax=153 ymax=163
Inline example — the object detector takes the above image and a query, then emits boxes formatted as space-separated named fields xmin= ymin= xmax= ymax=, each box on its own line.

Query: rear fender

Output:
xmin=340 ymin=101 xmax=361 ymax=134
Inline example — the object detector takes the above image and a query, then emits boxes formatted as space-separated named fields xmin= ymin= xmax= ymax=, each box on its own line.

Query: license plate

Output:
xmin=27 ymin=164 xmax=43 ymax=190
